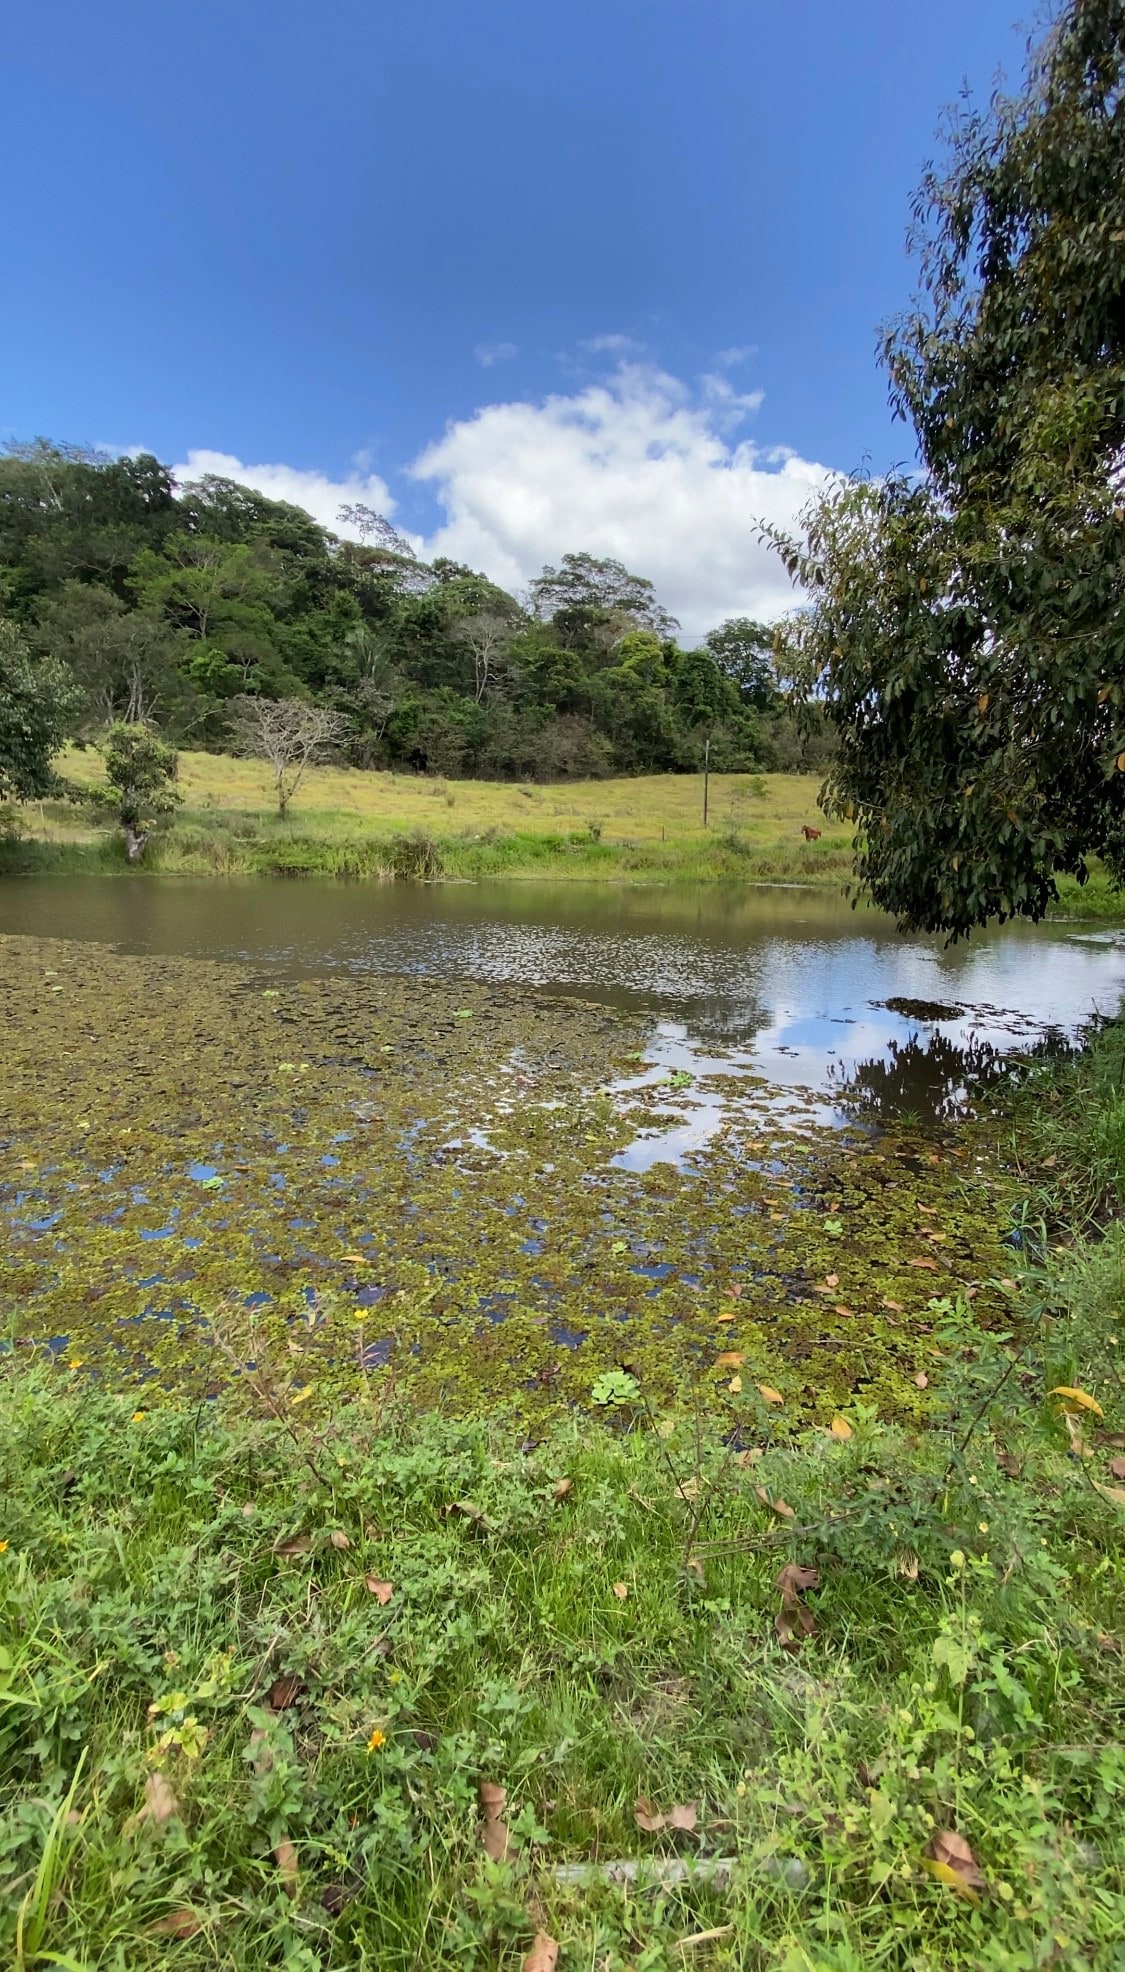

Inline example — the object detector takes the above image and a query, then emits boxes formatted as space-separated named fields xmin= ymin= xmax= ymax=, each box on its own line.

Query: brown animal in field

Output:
xmin=800 ymin=825 xmax=822 ymax=842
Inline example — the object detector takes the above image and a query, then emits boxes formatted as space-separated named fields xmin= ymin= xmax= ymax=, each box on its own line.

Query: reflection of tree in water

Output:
xmin=831 ymin=1027 xmax=1070 ymax=1126
xmin=672 ymin=996 xmax=773 ymax=1053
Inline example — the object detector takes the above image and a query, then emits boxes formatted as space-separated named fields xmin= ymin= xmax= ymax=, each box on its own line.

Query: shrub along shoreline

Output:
xmin=1 ymin=1029 xmax=1123 ymax=1967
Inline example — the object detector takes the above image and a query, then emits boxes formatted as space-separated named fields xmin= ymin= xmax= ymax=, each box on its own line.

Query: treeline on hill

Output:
xmin=0 ymin=441 xmax=829 ymax=783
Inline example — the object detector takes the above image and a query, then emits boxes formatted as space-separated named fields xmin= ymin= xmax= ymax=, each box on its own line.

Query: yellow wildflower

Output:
xmin=366 ymin=1728 xmax=387 ymax=1752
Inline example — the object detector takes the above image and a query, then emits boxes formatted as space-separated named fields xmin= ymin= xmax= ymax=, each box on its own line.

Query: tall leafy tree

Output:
xmin=0 ymin=616 xmax=78 ymax=799
xmin=774 ymin=0 xmax=1125 ymax=936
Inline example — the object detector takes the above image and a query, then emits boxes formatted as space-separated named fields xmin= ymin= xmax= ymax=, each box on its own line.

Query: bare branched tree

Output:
xmin=234 ymin=697 xmax=348 ymax=819
xmin=336 ymin=503 xmax=417 ymax=558
xmin=453 ymin=610 xmax=516 ymax=703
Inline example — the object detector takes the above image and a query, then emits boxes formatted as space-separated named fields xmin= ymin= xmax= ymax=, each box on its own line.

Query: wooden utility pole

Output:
xmin=702 ymin=733 xmax=711 ymax=827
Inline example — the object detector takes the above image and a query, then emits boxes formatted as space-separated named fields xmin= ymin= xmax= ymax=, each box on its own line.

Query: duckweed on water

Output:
xmin=0 ymin=935 xmax=1022 ymax=1419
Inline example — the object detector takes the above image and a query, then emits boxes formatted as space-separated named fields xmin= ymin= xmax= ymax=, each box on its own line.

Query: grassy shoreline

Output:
xmin=2 ymin=752 xmax=1121 ymax=912
xmin=2 ymin=1028 xmax=1124 ymax=1966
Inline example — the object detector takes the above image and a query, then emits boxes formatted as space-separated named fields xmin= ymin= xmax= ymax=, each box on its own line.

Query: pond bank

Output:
xmin=4 ymin=820 xmax=1121 ymax=916
xmin=1 ymin=1025 xmax=1123 ymax=1967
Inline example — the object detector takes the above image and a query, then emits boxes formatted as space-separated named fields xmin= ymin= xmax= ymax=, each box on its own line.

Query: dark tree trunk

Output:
xmin=123 ymin=823 xmax=150 ymax=863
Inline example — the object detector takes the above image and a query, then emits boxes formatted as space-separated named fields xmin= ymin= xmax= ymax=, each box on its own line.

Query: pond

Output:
xmin=2 ymin=876 xmax=1123 ymax=1418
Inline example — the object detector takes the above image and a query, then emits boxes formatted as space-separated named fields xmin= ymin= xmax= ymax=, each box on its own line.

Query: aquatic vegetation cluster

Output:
xmin=0 ymin=934 xmax=1019 ymax=1417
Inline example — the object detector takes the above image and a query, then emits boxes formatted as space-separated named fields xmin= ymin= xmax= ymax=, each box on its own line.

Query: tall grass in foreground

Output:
xmin=1 ymin=1029 xmax=1124 ymax=1968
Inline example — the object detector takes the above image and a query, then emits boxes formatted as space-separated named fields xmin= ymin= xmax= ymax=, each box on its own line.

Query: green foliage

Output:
xmin=773 ymin=0 xmax=1125 ymax=935
xmin=1 ymin=441 xmax=782 ymax=783
xmin=94 ymin=723 xmax=180 ymax=861
xmin=0 ymin=616 xmax=77 ymax=802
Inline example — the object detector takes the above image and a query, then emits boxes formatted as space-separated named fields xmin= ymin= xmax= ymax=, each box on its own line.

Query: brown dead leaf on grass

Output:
xmin=829 ymin=1415 xmax=852 ymax=1439
xmin=755 ymin=1487 xmax=794 ymax=1517
xmin=479 ymin=1780 xmax=513 ymax=1861
xmin=444 ymin=1500 xmax=499 ymax=1530
xmin=757 ymin=1384 xmax=784 ymax=1405
xmin=135 ymin=1771 xmax=180 ymax=1828
xmin=633 ymin=1797 xmax=698 ymax=1833
xmin=612 ymin=1581 xmax=629 ymax=1600
xmin=274 ymin=1838 xmax=299 ymax=1896
xmin=775 ymin=1561 xmax=819 ymax=1650
xmin=522 ymin=1933 xmax=559 ymax=1972
xmin=715 ymin=1351 xmax=746 ymax=1369
xmin=924 ymin=1828 xmax=984 ymax=1902
xmin=734 ymin=1447 xmax=763 ymax=1468
xmin=914 ymin=1372 xmax=929 ymax=1390
xmin=552 ymin=1477 xmax=573 ymax=1500
xmin=268 ymin=1673 xmax=304 ymax=1710
xmin=908 ymin=1257 xmax=940 ymax=1273
xmin=365 ymin=1577 xmax=394 ymax=1605
xmin=148 ymin=1910 xmax=203 ymax=1939
xmin=824 ymin=1272 xmax=839 ymax=1288
xmin=272 ymin=1534 xmax=312 ymax=1558
xmin=1110 ymin=1456 xmax=1125 ymax=1481
xmin=329 ymin=1529 xmax=351 ymax=1551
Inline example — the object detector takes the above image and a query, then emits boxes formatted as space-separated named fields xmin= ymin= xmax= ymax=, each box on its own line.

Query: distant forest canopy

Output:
xmin=0 ymin=440 xmax=831 ymax=781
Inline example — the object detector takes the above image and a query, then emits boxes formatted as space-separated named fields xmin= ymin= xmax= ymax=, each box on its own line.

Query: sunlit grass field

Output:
xmin=57 ymin=746 xmax=830 ymax=842
xmin=9 ymin=748 xmax=1121 ymax=910
xmin=23 ymin=751 xmax=853 ymax=884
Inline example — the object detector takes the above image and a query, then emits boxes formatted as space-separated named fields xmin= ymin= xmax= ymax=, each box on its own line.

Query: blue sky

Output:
xmin=4 ymin=0 xmax=1033 ymax=636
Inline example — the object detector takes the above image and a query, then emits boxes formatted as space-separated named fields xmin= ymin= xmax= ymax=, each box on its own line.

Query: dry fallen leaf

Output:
xmin=824 ymin=1272 xmax=839 ymax=1288
xmin=612 ymin=1581 xmax=629 ymax=1600
xmin=522 ymin=1933 xmax=559 ymax=1972
xmin=758 ymin=1384 xmax=784 ymax=1405
xmin=329 ymin=1530 xmax=351 ymax=1551
xmin=633 ymin=1797 xmax=697 ymax=1834
xmin=755 ymin=1486 xmax=794 ymax=1518
xmin=148 ymin=1910 xmax=202 ymax=1939
xmin=479 ymin=1780 xmax=512 ymax=1861
xmin=829 ymin=1415 xmax=853 ymax=1440
xmin=776 ymin=1562 xmax=819 ymax=1606
xmin=895 ymin=1550 xmax=921 ymax=1581
xmin=268 ymin=1673 xmax=304 ymax=1710
xmin=908 ymin=1257 xmax=940 ymax=1272
xmin=365 ymin=1577 xmax=394 ymax=1605
xmin=1110 ymin=1456 xmax=1125 ymax=1481
xmin=136 ymin=1771 xmax=180 ymax=1827
xmin=272 ymin=1534 xmax=312 ymax=1558
xmin=274 ymin=1838 xmax=299 ymax=1896
xmin=715 ymin=1351 xmax=746 ymax=1369
xmin=728 ymin=1373 xmax=743 ymax=1394
xmin=915 ymin=1372 xmax=929 ymax=1390
xmin=444 ymin=1500 xmax=499 ymax=1530
xmin=775 ymin=1560 xmax=818 ymax=1650
xmin=926 ymin=1828 xmax=984 ymax=1901
xmin=881 ymin=1297 xmax=904 ymax=1313
xmin=729 ymin=1282 xmax=743 ymax=1298
xmin=1096 ymin=1483 xmax=1125 ymax=1508
xmin=552 ymin=1477 xmax=573 ymax=1500
xmin=776 ymin=1606 xmax=816 ymax=1650
xmin=735 ymin=1447 xmax=763 ymax=1467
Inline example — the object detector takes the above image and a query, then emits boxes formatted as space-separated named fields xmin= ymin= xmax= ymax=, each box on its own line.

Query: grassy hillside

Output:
xmin=13 ymin=753 xmax=855 ymax=885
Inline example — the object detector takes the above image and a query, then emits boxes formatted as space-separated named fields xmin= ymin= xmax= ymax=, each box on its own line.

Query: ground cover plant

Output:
xmin=1 ymin=935 xmax=1124 ymax=1966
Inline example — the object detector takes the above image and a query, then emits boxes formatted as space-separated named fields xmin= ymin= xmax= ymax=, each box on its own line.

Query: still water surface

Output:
xmin=3 ymin=877 xmax=1125 ymax=1134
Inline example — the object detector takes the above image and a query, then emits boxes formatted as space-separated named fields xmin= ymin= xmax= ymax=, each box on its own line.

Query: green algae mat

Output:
xmin=0 ymin=934 xmax=1020 ymax=1418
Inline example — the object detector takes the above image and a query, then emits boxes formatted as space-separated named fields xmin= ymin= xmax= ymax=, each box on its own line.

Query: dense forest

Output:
xmin=0 ymin=441 xmax=826 ymax=782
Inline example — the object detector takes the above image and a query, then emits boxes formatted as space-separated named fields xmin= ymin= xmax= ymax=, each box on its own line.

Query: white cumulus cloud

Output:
xmin=411 ymin=362 xmax=834 ymax=641
xmin=169 ymin=448 xmax=401 ymax=540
